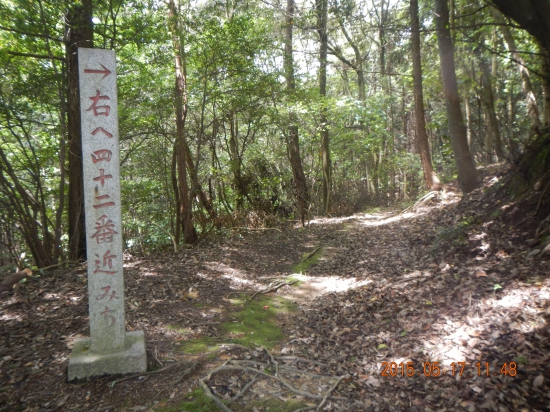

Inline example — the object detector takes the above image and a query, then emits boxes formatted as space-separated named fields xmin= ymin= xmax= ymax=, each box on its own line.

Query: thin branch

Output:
xmin=7 ymin=51 xmax=64 ymax=61
xmin=316 ymin=375 xmax=345 ymax=412
xmin=148 ymin=222 xmax=178 ymax=253
xmin=110 ymin=360 xmax=191 ymax=387
xmin=0 ymin=25 xmax=63 ymax=42
xmin=31 ymin=260 xmax=82 ymax=272
xmin=230 ymin=376 xmax=260 ymax=403
xmin=250 ymin=280 xmax=298 ymax=300
xmin=232 ymin=227 xmax=282 ymax=232
xmin=199 ymin=379 xmax=235 ymax=412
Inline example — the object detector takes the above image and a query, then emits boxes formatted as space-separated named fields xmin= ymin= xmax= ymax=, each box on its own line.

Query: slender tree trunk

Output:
xmin=228 ymin=113 xmax=246 ymax=211
xmin=434 ymin=0 xmax=480 ymax=193
xmin=494 ymin=12 xmax=541 ymax=129
xmin=539 ymin=43 xmax=550 ymax=125
xmin=479 ymin=56 xmax=504 ymax=162
xmin=464 ymin=95 xmax=472 ymax=148
xmin=317 ymin=0 xmax=331 ymax=214
xmin=168 ymin=0 xmax=196 ymax=244
xmin=65 ymin=1 xmax=93 ymax=260
xmin=171 ymin=142 xmax=181 ymax=244
xmin=490 ymin=0 xmax=550 ymax=124
xmin=410 ymin=0 xmax=441 ymax=190
xmin=285 ymin=0 xmax=309 ymax=225
xmin=180 ymin=133 xmax=217 ymax=220
xmin=37 ymin=0 xmax=66 ymax=262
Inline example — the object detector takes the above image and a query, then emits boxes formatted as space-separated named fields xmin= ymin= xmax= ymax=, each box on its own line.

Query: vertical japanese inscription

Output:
xmin=79 ymin=48 xmax=125 ymax=353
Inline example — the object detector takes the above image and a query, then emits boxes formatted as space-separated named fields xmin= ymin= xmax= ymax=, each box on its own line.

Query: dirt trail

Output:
xmin=2 ymin=172 xmax=550 ymax=411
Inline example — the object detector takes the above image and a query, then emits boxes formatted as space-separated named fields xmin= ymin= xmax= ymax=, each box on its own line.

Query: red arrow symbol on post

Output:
xmin=84 ymin=63 xmax=112 ymax=79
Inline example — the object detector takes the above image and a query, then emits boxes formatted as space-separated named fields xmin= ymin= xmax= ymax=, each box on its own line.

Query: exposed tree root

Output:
xmin=250 ymin=280 xmax=298 ymax=300
xmin=200 ymin=346 xmax=344 ymax=411
xmin=402 ymin=191 xmax=439 ymax=214
xmin=233 ymin=227 xmax=282 ymax=232
xmin=199 ymin=379 xmax=235 ymax=412
xmin=301 ymin=246 xmax=323 ymax=262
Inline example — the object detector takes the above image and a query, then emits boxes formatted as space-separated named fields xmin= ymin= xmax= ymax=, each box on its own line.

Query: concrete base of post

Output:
xmin=67 ymin=330 xmax=147 ymax=381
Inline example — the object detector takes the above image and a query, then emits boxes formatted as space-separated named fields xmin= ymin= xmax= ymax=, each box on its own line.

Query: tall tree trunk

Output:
xmin=65 ymin=1 xmax=93 ymax=260
xmin=478 ymin=55 xmax=504 ymax=162
xmin=180 ymin=132 xmax=217 ymax=220
xmin=168 ymin=0 xmax=196 ymax=244
xmin=540 ymin=43 xmax=550 ymax=125
xmin=410 ymin=0 xmax=441 ymax=190
xmin=489 ymin=1 xmax=550 ymax=124
xmin=0 ymin=149 xmax=52 ymax=267
xmin=317 ymin=0 xmax=331 ymax=214
xmin=494 ymin=11 xmax=541 ymax=129
xmin=490 ymin=0 xmax=550 ymax=56
xmin=171 ymin=142 xmax=182 ymax=244
xmin=285 ymin=0 xmax=309 ymax=225
xmin=434 ymin=0 xmax=480 ymax=193
xmin=464 ymin=94 xmax=472 ymax=148
xmin=228 ymin=113 xmax=247 ymax=211
xmin=37 ymin=0 xmax=66 ymax=262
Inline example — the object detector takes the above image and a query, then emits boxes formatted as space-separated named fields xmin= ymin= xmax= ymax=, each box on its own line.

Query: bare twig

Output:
xmin=302 ymin=246 xmax=323 ymax=262
xmin=148 ymin=222 xmax=178 ymax=253
xmin=226 ymin=290 xmax=252 ymax=298
xmin=279 ymin=364 xmax=327 ymax=379
xmin=230 ymin=376 xmax=260 ymax=402
xmin=199 ymin=379 xmax=235 ymax=412
xmin=233 ymin=227 xmax=282 ymax=232
xmin=316 ymin=375 xmax=345 ymax=412
xmin=110 ymin=360 xmax=190 ymax=387
xmin=205 ymin=364 xmax=323 ymax=400
xmin=275 ymin=356 xmax=329 ymax=368
xmin=172 ymin=363 xmax=199 ymax=385
xmin=185 ymin=322 xmax=220 ymax=327
xmin=292 ymin=407 xmax=317 ymax=412
xmin=153 ymin=348 xmax=163 ymax=368
xmin=250 ymin=280 xmax=298 ymax=300
xmin=32 ymin=260 xmax=82 ymax=272
xmin=201 ymin=346 xmax=342 ymax=410
xmin=402 ymin=191 xmax=438 ymax=214
xmin=205 ymin=364 xmax=274 ymax=381
xmin=219 ymin=343 xmax=253 ymax=352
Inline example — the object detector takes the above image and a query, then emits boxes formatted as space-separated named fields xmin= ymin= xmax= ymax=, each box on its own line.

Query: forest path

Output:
xmin=2 ymin=171 xmax=550 ymax=411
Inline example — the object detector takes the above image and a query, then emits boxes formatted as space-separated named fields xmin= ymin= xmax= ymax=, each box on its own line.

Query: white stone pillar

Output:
xmin=68 ymin=48 xmax=146 ymax=381
xmin=80 ymin=48 xmax=125 ymax=353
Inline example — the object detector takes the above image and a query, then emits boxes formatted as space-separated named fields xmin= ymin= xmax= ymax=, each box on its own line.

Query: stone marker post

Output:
xmin=68 ymin=48 xmax=146 ymax=381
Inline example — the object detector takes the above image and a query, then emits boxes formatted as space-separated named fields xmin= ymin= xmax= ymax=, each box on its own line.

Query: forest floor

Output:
xmin=2 ymin=164 xmax=550 ymax=412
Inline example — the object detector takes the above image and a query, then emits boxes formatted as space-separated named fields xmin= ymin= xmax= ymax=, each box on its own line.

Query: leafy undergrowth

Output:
xmin=1 ymin=164 xmax=550 ymax=411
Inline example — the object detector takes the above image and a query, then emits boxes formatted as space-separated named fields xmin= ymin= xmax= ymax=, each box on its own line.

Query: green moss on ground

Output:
xmin=155 ymin=387 xmax=309 ymax=412
xmin=154 ymin=389 xmax=218 ymax=412
xmin=239 ymin=397 xmax=309 ymax=411
xmin=285 ymin=274 xmax=305 ymax=286
xmin=221 ymin=295 xmax=296 ymax=349
xmin=293 ymin=247 xmax=324 ymax=274
xmin=175 ymin=294 xmax=296 ymax=354
xmin=176 ymin=337 xmax=222 ymax=354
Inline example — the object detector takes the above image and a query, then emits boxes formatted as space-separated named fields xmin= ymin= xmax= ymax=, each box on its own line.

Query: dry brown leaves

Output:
xmin=282 ymin=173 xmax=550 ymax=411
xmin=1 ymin=166 xmax=550 ymax=411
